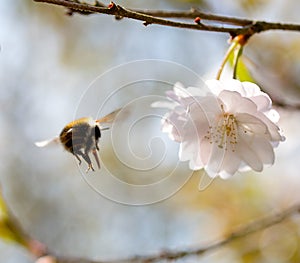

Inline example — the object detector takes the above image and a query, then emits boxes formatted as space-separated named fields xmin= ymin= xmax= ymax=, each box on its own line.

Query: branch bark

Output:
xmin=33 ymin=0 xmax=300 ymax=38
xmin=50 ymin=204 xmax=300 ymax=263
xmin=32 ymin=0 xmax=300 ymax=110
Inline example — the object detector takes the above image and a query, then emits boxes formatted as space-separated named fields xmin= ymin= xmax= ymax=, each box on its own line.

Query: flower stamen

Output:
xmin=205 ymin=112 xmax=238 ymax=152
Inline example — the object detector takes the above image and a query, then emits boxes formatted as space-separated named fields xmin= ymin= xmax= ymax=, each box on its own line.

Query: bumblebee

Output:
xmin=35 ymin=109 xmax=120 ymax=172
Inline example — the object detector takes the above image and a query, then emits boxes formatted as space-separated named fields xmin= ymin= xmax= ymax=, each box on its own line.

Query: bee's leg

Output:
xmin=95 ymin=137 xmax=100 ymax=151
xmin=92 ymin=148 xmax=100 ymax=169
xmin=79 ymin=152 xmax=94 ymax=172
xmin=73 ymin=154 xmax=82 ymax=165
xmin=86 ymin=164 xmax=94 ymax=173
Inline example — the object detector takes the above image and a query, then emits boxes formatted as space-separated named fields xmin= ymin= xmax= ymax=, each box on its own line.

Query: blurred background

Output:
xmin=1 ymin=0 xmax=300 ymax=262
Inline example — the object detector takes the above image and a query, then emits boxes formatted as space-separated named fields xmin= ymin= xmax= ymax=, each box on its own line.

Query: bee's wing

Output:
xmin=95 ymin=108 xmax=121 ymax=124
xmin=35 ymin=137 xmax=60 ymax=147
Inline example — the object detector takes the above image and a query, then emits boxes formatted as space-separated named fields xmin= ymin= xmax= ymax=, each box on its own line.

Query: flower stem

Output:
xmin=216 ymin=40 xmax=239 ymax=80
xmin=232 ymin=44 xmax=243 ymax=79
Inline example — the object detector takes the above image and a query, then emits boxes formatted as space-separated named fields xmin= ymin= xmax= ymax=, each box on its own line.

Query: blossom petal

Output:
xmin=241 ymin=81 xmax=262 ymax=97
xmin=162 ymin=111 xmax=187 ymax=142
xmin=255 ymin=112 xmax=284 ymax=142
xmin=188 ymin=96 xmax=222 ymax=124
xmin=204 ymin=140 xmax=228 ymax=178
xmin=250 ymin=95 xmax=272 ymax=112
xmin=203 ymin=136 xmax=242 ymax=178
xmin=186 ymin=86 xmax=211 ymax=97
xmin=207 ymin=79 xmax=246 ymax=96
xmin=151 ymin=101 xmax=177 ymax=109
xmin=173 ymin=82 xmax=191 ymax=98
xmin=166 ymin=90 xmax=180 ymax=103
xmin=243 ymin=135 xmax=275 ymax=165
xmin=237 ymin=113 xmax=271 ymax=138
xmin=179 ymin=141 xmax=204 ymax=170
xmin=238 ymin=161 xmax=252 ymax=172
xmin=264 ymin=108 xmax=280 ymax=123
xmin=200 ymin=138 xmax=213 ymax=167
xmin=219 ymin=90 xmax=257 ymax=114
xmin=222 ymin=79 xmax=247 ymax=95
xmin=205 ymin=79 xmax=224 ymax=96
xmin=220 ymin=149 xmax=243 ymax=178
xmin=236 ymin=131 xmax=264 ymax=172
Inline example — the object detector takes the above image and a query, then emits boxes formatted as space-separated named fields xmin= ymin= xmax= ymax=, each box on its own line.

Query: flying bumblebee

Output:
xmin=35 ymin=109 xmax=120 ymax=172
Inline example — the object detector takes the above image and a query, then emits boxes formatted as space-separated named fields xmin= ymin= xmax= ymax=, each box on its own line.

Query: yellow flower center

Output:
xmin=205 ymin=105 xmax=238 ymax=151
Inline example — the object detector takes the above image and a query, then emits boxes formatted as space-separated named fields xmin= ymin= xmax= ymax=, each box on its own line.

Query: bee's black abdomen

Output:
xmin=60 ymin=127 xmax=74 ymax=153
xmin=64 ymin=136 xmax=73 ymax=151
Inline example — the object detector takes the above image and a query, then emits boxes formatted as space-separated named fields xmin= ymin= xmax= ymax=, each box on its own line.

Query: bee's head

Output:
xmin=95 ymin=124 xmax=101 ymax=140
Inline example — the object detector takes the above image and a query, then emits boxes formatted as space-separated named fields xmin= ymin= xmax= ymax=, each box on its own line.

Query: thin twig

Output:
xmin=33 ymin=0 xmax=300 ymax=38
xmin=33 ymin=0 xmax=300 ymax=111
xmin=33 ymin=0 xmax=237 ymax=34
xmin=135 ymin=8 xmax=253 ymax=26
xmin=51 ymin=204 xmax=300 ymax=263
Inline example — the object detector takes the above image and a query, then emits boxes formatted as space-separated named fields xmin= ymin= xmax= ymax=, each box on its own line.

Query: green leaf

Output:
xmin=236 ymin=58 xmax=256 ymax=82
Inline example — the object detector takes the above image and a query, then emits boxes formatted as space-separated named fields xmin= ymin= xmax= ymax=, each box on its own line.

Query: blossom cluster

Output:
xmin=153 ymin=79 xmax=284 ymax=178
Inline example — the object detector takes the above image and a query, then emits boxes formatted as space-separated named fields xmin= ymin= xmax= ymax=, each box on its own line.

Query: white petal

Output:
xmin=161 ymin=121 xmax=173 ymax=133
xmin=237 ymin=113 xmax=270 ymax=138
xmin=250 ymin=94 xmax=272 ymax=112
xmin=179 ymin=141 xmax=195 ymax=161
xmin=241 ymin=81 xmax=262 ymax=97
xmin=180 ymin=142 xmax=204 ymax=170
xmin=161 ymin=112 xmax=186 ymax=142
xmin=151 ymin=101 xmax=177 ymax=109
xmin=238 ymin=161 xmax=252 ymax=172
xmin=205 ymin=79 xmax=224 ymax=96
xmin=186 ymin=86 xmax=211 ymax=97
xmin=204 ymin=140 xmax=228 ymax=178
xmin=200 ymin=137 xmax=213 ymax=167
xmin=180 ymin=96 xmax=203 ymax=108
xmin=173 ymin=82 xmax=190 ymax=98
xmin=255 ymin=112 xmax=284 ymax=141
xmin=188 ymin=96 xmax=222 ymax=124
xmin=264 ymin=108 xmax=280 ymax=123
xmin=219 ymin=170 xmax=234 ymax=179
xmin=222 ymin=79 xmax=247 ymax=95
xmin=245 ymin=136 xmax=275 ymax=165
xmin=203 ymin=138 xmax=242 ymax=178
xmin=219 ymin=90 xmax=257 ymax=114
xmin=166 ymin=90 xmax=180 ymax=102
xmin=236 ymin=132 xmax=264 ymax=172
xmin=219 ymin=150 xmax=242 ymax=178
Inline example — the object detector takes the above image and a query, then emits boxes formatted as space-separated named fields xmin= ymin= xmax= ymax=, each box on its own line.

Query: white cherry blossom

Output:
xmin=153 ymin=79 xmax=285 ymax=178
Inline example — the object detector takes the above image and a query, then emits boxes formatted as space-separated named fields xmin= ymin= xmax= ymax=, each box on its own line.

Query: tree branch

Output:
xmin=134 ymin=8 xmax=253 ymax=26
xmin=33 ymin=0 xmax=300 ymax=38
xmin=50 ymin=204 xmax=300 ymax=263
xmin=32 ymin=0 xmax=300 ymax=110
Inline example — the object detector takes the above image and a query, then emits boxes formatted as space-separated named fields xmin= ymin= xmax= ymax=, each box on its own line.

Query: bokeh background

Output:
xmin=1 ymin=0 xmax=300 ymax=262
